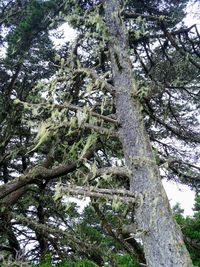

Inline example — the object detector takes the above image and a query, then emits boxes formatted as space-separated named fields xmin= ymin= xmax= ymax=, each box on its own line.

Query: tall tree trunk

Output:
xmin=104 ymin=1 xmax=193 ymax=266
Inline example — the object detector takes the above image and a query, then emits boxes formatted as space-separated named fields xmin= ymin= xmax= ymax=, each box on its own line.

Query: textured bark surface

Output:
xmin=104 ymin=1 xmax=194 ymax=266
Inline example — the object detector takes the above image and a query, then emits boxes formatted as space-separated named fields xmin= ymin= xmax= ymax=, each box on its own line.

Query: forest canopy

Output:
xmin=0 ymin=0 xmax=199 ymax=266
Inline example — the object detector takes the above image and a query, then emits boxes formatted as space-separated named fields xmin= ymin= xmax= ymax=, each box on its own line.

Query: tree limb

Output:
xmin=75 ymin=68 xmax=116 ymax=94
xmin=15 ymin=99 xmax=118 ymax=124
xmin=160 ymin=22 xmax=200 ymax=69
xmin=85 ymin=166 xmax=130 ymax=182
xmin=122 ymin=11 xmax=167 ymax=22
xmin=59 ymin=185 xmax=136 ymax=203
xmin=0 ymin=143 xmax=100 ymax=203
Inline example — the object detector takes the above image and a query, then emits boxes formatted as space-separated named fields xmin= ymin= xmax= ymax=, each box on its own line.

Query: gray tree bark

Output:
xmin=104 ymin=1 xmax=194 ymax=266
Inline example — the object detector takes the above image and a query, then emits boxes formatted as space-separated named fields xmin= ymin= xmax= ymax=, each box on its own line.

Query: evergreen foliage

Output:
xmin=174 ymin=196 xmax=200 ymax=266
xmin=0 ymin=0 xmax=199 ymax=266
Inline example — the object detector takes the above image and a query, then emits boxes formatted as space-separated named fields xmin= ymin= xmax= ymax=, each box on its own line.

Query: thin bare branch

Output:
xmin=160 ymin=22 xmax=200 ymax=69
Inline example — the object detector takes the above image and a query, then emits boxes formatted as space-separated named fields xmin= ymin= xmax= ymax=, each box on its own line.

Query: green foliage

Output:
xmin=174 ymin=196 xmax=200 ymax=266
xmin=33 ymin=254 xmax=138 ymax=267
xmin=114 ymin=254 xmax=139 ymax=267
xmin=31 ymin=249 xmax=139 ymax=267
xmin=7 ymin=0 xmax=56 ymax=56
xmin=0 ymin=0 xmax=199 ymax=266
xmin=34 ymin=258 xmax=98 ymax=267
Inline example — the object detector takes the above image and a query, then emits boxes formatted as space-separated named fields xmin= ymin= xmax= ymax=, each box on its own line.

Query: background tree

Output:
xmin=0 ymin=0 xmax=199 ymax=266
xmin=174 ymin=196 xmax=200 ymax=266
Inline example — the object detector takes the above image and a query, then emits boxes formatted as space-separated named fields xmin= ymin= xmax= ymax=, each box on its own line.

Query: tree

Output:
xmin=0 ymin=0 xmax=199 ymax=266
xmin=174 ymin=196 xmax=200 ymax=266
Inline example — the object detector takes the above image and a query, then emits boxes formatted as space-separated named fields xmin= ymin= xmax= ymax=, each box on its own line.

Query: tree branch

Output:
xmin=85 ymin=166 xmax=130 ymax=182
xmin=15 ymin=100 xmax=118 ymax=124
xmin=145 ymin=101 xmax=200 ymax=143
xmin=92 ymin=203 xmax=146 ymax=263
xmin=0 ymin=143 xmax=100 ymax=203
xmin=75 ymin=68 xmax=116 ymax=94
xmin=160 ymin=22 xmax=200 ymax=69
xmin=129 ymin=24 xmax=197 ymax=46
xmin=58 ymin=121 xmax=118 ymax=138
xmin=59 ymin=185 xmax=136 ymax=203
xmin=10 ymin=212 xmax=103 ymax=259
xmin=122 ymin=11 xmax=166 ymax=22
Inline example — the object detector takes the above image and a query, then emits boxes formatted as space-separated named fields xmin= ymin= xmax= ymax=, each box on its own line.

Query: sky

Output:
xmin=162 ymin=179 xmax=195 ymax=215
